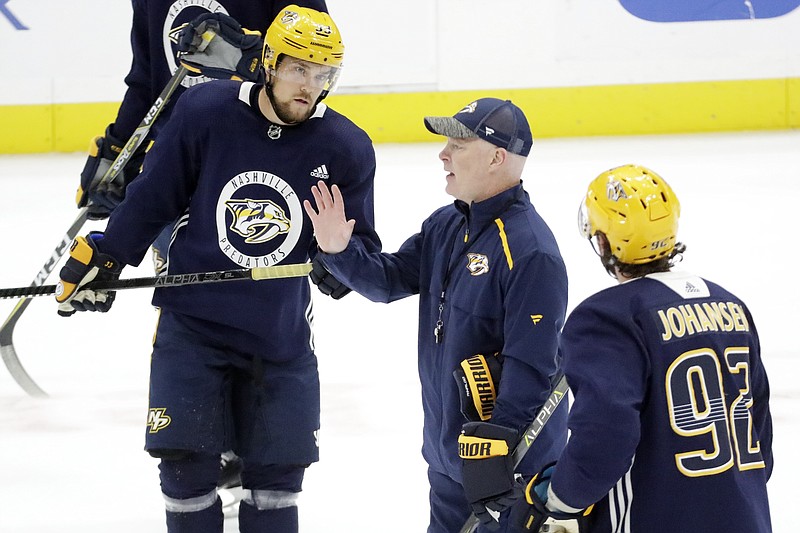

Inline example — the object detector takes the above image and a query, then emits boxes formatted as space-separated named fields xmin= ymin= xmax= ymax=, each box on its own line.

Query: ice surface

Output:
xmin=1 ymin=130 xmax=797 ymax=532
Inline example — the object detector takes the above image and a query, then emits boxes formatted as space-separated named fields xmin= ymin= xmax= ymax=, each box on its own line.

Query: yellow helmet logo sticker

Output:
xmin=606 ymin=180 xmax=629 ymax=201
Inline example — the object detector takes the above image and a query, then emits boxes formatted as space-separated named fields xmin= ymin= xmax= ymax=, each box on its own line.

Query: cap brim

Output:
xmin=424 ymin=116 xmax=477 ymax=139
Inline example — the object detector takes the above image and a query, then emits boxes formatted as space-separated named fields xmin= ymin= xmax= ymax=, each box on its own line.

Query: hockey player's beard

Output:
xmin=266 ymin=84 xmax=316 ymax=125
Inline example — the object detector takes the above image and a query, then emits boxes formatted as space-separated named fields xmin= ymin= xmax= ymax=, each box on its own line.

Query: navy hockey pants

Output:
xmin=144 ymin=310 xmax=320 ymax=465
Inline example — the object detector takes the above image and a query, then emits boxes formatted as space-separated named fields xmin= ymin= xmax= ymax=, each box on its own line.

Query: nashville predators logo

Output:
xmin=458 ymin=101 xmax=479 ymax=114
xmin=167 ymin=23 xmax=187 ymax=45
xmin=146 ymin=408 xmax=172 ymax=434
xmin=531 ymin=314 xmax=543 ymax=325
xmin=225 ymin=199 xmax=291 ymax=244
xmin=281 ymin=9 xmax=300 ymax=24
xmin=606 ymin=180 xmax=629 ymax=202
xmin=466 ymin=253 xmax=489 ymax=276
xmin=216 ymin=171 xmax=303 ymax=268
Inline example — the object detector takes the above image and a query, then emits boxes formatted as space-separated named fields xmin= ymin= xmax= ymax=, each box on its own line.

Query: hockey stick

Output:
xmin=0 ymin=263 xmax=313 ymax=300
xmin=459 ymin=373 xmax=570 ymax=533
xmin=0 ymin=57 xmax=201 ymax=395
xmin=0 ymin=213 xmax=89 ymax=397
xmin=0 ymin=68 xmax=186 ymax=396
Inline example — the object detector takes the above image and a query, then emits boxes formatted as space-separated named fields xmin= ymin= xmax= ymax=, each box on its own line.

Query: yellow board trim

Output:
xmin=495 ymin=218 xmax=513 ymax=271
xmin=2 ymin=77 xmax=798 ymax=153
xmin=789 ymin=78 xmax=800 ymax=126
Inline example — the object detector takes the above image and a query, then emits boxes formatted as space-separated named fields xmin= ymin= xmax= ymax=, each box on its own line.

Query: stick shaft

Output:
xmin=0 ymin=64 xmax=191 ymax=397
xmin=102 ymin=66 xmax=188 ymax=185
xmin=0 ymin=263 xmax=313 ymax=300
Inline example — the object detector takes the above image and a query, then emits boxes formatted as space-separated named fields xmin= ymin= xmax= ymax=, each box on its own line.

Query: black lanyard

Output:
xmin=433 ymin=190 xmax=520 ymax=344
xmin=433 ymin=215 xmax=494 ymax=344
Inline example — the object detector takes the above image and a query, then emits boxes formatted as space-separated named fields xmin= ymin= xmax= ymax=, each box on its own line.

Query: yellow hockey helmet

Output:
xmin=578 ymin=164 xmax=681 ymax=265
xmin=263 ymin=6 xmax=344 ymax=93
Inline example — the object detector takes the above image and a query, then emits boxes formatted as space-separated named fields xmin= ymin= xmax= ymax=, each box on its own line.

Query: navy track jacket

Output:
xmin=321 ymin=184 xmax=569 ymax=481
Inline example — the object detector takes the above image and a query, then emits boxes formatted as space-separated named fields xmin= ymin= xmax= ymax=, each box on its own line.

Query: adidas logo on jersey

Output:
xmin=685 ymin=281 xmax=701 ymax=293
xmin=310 ymin=165 xmax=329 ymax=180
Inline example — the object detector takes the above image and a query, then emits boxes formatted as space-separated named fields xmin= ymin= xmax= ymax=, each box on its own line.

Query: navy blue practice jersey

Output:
xmin=101 ymin=80 xmax=380 ymax=357
xmin=112 ymin=0 xmax=327 ymax=141
xmin=550 ymin=270 xmax=773 ymax=533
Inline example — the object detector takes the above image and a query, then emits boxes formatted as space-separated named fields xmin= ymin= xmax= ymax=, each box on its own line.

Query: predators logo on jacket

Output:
xmin=466 ymin=253 xmax=489 ymax=276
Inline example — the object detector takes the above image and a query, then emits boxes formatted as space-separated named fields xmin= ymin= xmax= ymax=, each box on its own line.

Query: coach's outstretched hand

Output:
xmin=304 ymin=180 xmax=355 ymax=254
xmin=55 ymin=232 xmax=122 ymax=317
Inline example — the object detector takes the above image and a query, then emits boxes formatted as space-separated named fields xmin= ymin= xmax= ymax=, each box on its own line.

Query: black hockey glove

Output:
xmin=459 ymin=421 xmax=523 ymax=531
xmin=218 ymin=451 xmax=243 ymax=489
xmin=77 ymin=124 xmax=145 ymax=220
xmin=310 ymin=254 xmax=351 ymax=300
xmin=177 ymin=13 xmax=263 ymax=82
xmin=55 ymin=232 xmax=122 ymax=317
xmin=453 ymin=353 xmax=502 ymax=422
xmin=509 ymin=462 xmax=592 ymax=532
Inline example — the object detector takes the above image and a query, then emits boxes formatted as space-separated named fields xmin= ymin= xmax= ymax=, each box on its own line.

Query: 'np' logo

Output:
xmin=147 ymin=408 xmax=172 ymax=433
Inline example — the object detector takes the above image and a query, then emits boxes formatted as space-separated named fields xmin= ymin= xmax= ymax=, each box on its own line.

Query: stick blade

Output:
xmin=0 ymin=299 xmax=48 ymax=397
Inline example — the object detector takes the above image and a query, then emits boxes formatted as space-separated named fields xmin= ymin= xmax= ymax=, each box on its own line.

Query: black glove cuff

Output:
xmin=310 ymin=255 xmax=351 ymax=300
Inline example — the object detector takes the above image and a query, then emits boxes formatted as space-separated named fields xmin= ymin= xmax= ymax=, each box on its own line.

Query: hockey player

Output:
xmin=511 ymin=165 xmax=773 ymax=533
xmin=304 ymin=98 xmax=569 ymax=532
xmin=55 ymin=6 xmax=379 ymax=533
xmin=76 ymin=0 xmax=326 ymax=269
xmin=75 ymin=0 xmax=328 ymax=509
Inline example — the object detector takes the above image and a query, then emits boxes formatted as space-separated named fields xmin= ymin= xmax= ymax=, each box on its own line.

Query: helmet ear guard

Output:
xmin=579 ymin=164 xmax=683 ymax=269
xmin=262 ymin=5 xmax=344 ymax=100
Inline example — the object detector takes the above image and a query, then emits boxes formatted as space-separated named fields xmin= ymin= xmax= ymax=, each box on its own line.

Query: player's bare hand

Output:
xmin=303 ymin=180 xmax=356 ymax=254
